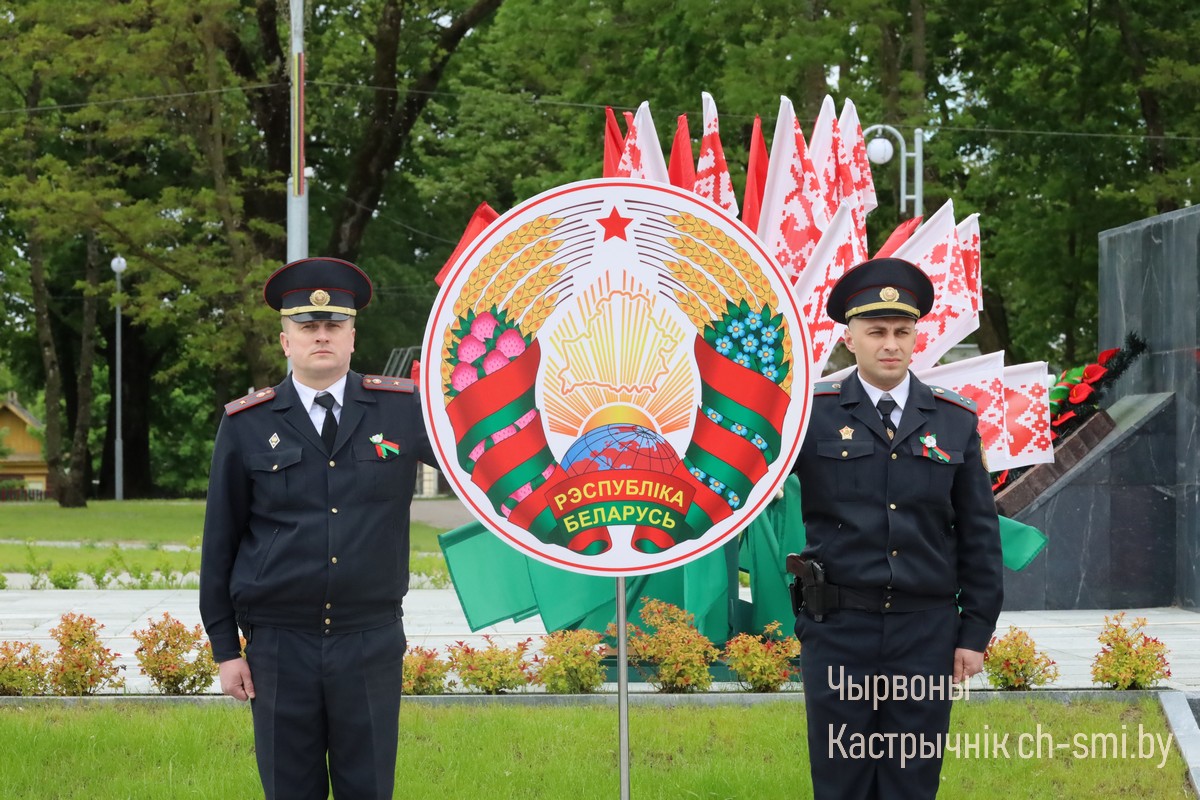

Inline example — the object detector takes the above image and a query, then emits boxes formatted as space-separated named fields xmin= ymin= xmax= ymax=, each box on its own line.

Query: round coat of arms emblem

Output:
xmin=422 ymin=179 xmax=812 ymax=576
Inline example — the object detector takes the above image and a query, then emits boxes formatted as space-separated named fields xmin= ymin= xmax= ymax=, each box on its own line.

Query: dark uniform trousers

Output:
xmin=791 ymin=372 xmax=1003 ymax=800
xmin=247 ymin=620 xmax=406 ymax=800
xmin=796 ymin=605 xmax=958 ymax=800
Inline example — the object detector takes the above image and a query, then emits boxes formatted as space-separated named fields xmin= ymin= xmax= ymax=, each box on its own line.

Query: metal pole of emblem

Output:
xmin=616 ymin=576 xmax=631 ymax=800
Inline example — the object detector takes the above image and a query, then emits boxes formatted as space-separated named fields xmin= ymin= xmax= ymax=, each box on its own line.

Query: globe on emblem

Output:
xmin=561 ymin=424 xmax=681 ymax=477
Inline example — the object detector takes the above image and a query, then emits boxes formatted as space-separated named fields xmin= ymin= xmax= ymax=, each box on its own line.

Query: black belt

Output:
xmin=810 ymin=584 xmax=953 ymax=615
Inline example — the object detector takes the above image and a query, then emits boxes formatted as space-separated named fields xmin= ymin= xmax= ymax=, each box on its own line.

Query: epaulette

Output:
xmin=813 ymin=380 xmax=843 ymax=396
xmin=362 ymin=374 xmax=415 ymax=393
xmin=225 ymin=387 xmax=276 ymax=415
xmin=929 ymin=385 xmax=978 ymax=413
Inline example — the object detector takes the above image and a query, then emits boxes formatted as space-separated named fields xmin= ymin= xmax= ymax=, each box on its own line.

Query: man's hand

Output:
xmin=219 ymin=657 xmax=256 ymax=701
xmin=953 ymin=648 xmax=984 ymax=684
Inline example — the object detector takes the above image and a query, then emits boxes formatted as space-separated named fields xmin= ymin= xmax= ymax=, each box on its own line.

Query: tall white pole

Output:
xmin=616 ymin=577 xmax=630 ymax=800
xmin=287 ymin=0 xmax=308 ymax=264
xmin=110 ymin=256 xmax=127 ymax=500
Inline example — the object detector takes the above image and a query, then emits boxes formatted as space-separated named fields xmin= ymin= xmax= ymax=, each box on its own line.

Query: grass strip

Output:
xmin=0 ymin=501 xmax=446 ymax=552
xmin=0 ymin=698 xmax=1189 ymax=798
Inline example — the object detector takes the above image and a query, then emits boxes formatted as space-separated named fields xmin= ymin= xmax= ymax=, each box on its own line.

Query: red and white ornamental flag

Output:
xmin=807 ymin=95 xmax=852 ymax=233
xmin=838 ymin=98 xmax=876 ymax=262
xmin=916 ymin=352 xmax=1009 ymax=470
xmin=604 ymin=107 xmax=626 ymax=179
xmin=1002 ymin=362 xmax=1055 ymax=467
xmin=756 ymin=96 xmax=824 ymax=281
xmin=958 ymin=213 xmax=982 ymax=314
xmin=616 ymin=102 xmax=669 ymax=183
xmin=894 ymin=201 xmax=977 ymax=371
xmin=793 ymin=201 xmax=857 ymax=375
xmin=693 ymin=92 xmax=738 ymax=215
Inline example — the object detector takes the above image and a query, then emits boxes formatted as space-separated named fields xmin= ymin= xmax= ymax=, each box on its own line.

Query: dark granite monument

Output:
xmin=1001 ymin=204 xmax=1200 ymax=611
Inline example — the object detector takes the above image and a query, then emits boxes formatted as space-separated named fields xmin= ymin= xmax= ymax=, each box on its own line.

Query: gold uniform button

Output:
xmin=332 ymin=507 xmax=339 ymax=514
xmin=842 ymin=450 xmax=849 ymax=458
xmin=889 ymin=503 xmax=897 ymax=510
xmin=891 ymin=549 xmax=899 ymax=557
xmin=324 ymin=618 xmax=331 ymax=625
xmin=272 ymin=464 xmax=279 ymax=471
xmin=891 ymin=453 xmax=898 ymax=460
xmin=331 ymin=557 xmax=338 ymax=564
xmin=884 ymin=602 xmax=892 ymax=609
xmin=325 ymin=603 xmax=332 ymax=610
xmin=324 ymin=629 xmax=330 ymax=635
xmin=329 ymin=460 xmax=336 ymax=467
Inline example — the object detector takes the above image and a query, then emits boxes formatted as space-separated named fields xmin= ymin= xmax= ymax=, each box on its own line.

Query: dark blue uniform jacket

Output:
xmin=200 ymin=372 xmax=438 ymax=663
xmin=792 ymin=371 xmax=1003 ymax=652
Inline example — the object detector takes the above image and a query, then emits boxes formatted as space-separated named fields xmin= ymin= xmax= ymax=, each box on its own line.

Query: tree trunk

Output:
xmin=58 ymin=232 xmax=103 ymax=508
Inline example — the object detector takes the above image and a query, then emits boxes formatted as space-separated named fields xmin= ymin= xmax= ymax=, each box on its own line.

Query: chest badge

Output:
xmin=919 ymin=432 xmax=951 ymax=463
xmin=269 ymin=432 xmax=280 ymax=449
xmin=369 ymin=432 xmax=401 ymax=459
xmin=838 ymin=426 xmax=855 ymax=440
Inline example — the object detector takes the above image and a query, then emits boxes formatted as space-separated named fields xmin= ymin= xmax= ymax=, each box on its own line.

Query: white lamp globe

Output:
xmin=866 ymin=138 xmax=895 ymax=165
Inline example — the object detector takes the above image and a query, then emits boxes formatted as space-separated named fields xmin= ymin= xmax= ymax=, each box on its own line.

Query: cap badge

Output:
xmin=310 ymin=289 xmax=331 ymax=307
xmin=880 ymin=286 xmax=900 ymax=302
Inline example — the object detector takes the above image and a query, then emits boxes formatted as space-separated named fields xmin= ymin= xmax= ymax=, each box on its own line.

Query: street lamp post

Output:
xmin=110 ymin=255 xmax=127 ymax=501
xmin=863 ymin=124 xmax=924 ymax=218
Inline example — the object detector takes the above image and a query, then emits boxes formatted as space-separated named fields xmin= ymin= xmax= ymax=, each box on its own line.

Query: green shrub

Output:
xmin=535 ymin=629 xmax=605 ymax=694
xmin=48 ymin=612 xmax=125 ymax=695
xmin=1091 ymin=612 xmax=1171 ymax=690
xmin=403 ymin=646 xmax=453 ymax=695
xmin=722 ymin=621 xmax=801 ymax=692
xmin=983 ymin=626 xmax=1060 ymax=690
xmin=50 ymin=567 xmax=81 ymax=590
xmin=612 ymin=598 xmax=719 ymax=693
xmin=446 ymin=636 xmax=532 ymax=694
xmin=131 ymin=613 xmax=218 ymax=695
xmin=0 ymin=641 xmax=51 ymax=695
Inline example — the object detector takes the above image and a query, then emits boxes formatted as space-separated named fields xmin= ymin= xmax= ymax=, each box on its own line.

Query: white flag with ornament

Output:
xmin=693 ymin=92 xmax=738 ymax=215
xmin=916 ymin=352 xmax=1009 ymax=470
xmin=616 ymin=101 xmax=669 ymax=183
xmin=958 ymin=213 xmax=982 ymax=314
xmin=792 ymin=202 xmax=857 ymax=375
xmin=837 ymin=98 xmax=876 ymax=262
xmin=893 ymin=201 xmax=977 ymax=371
xmin=1002 ymin=363 xmax=1055 ymax=467
xmin=807 ymin=95 xmax=850 ymax=233
xmin=756 ymin=96 xmax=825 ymax=281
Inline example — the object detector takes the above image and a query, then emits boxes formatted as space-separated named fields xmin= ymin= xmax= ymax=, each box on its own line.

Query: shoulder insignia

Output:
xmin=225 ymin=387 xmax=276 ymax=415
xmin=929 ymin=385 xmax=978 ymax=414
xmin=362 ymin=374 xmax=415 ymax=393
xmin=813 ymin=380 xmax=841 ymax=396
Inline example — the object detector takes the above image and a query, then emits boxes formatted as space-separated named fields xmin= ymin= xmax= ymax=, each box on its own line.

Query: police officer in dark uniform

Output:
xmin=790 ymin=257 xmax=1003 ymax=799
xmin=200 ymin=257 xmax=439 ymax=800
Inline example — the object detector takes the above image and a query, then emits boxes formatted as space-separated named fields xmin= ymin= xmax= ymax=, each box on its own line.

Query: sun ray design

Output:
xmin=542 ymin=272 xmax=695 ymax=438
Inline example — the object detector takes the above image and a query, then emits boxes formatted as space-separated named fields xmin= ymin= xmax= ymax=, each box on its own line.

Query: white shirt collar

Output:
xmin=856 ymin=370 xmax=911 ymax=413
xmin=292 ymin=373 xmax=348 ymax=411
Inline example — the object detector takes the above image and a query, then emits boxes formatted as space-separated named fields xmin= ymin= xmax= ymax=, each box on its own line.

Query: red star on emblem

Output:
xmin=598 ymin=207 xmax=633 ymax=241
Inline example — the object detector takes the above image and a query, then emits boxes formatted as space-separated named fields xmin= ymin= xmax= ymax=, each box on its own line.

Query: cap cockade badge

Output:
xmin=310 ymin=289 xmax=331 ymax=307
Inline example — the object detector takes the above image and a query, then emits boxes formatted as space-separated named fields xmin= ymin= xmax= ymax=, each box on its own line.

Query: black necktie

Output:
xmin=314 ymin=392 xmax=338 ymax=453
xmin=877 ymin=395 xmax=897 ymax=439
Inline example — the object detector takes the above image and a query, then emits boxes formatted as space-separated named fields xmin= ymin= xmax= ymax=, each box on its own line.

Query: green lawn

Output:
xmin=0 ymin=699 xmax=1189 ymax=798
xmin=0 ymin=500 xmax=450 ymax=587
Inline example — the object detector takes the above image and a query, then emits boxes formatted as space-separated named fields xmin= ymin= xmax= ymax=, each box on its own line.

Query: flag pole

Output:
xmin=616 ymin=576 xmax=631 ymax=800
